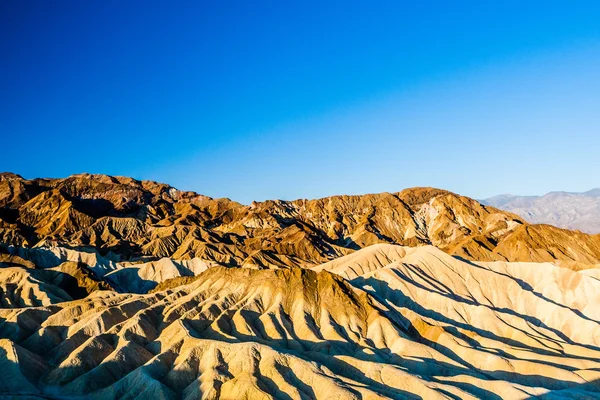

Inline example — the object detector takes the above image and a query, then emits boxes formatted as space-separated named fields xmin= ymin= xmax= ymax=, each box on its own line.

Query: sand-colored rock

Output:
xmin=2 ymin=173 xmax=600 ymax=398
xmin=105 ymin=257 xmax=217 ymax=293
xmin=0 ymin=260 xmax=112 ymax=307
xmin=312 ymin=243 xmax=417 ymax=279
xmin=1 ymin=245 xmax=599 ymax=398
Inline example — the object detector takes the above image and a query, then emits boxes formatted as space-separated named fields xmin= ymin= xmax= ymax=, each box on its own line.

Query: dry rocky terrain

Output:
xmin=1 ymin=173 xmax=600 ymax=399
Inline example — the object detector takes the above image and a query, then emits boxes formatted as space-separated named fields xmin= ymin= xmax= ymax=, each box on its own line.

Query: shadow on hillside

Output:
xmin=103 ymin=266 xmax=160 ymax=294
xmin=1 ymin=272 xmax=600 ymax=399
xmin=1 ymin=306 xmax=600 ymax=399
xmin=0 ymin=283 xmax=43 ymax=308
xmin=358 ymin=260 xmax=600 ymax=357
xmin=0 ymin=207 xmax=19 ymax=224
xmin=454 ymin=255 xmax=600 ymax=326
xmin=69 ymin=196 xmax=116 ymax=218
xmin=39 ymin=267 xmax=110 ymax=299
xmin=1 ymin=244 xmax=109 ymax=269
xmin=0 ymin=260 xmax=112 ymax=307
xmin=188 ymin=306 xmax=600 ymax=397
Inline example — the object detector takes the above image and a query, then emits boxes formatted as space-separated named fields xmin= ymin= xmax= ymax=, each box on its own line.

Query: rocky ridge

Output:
xmin=2 ymin=173 xmax=600 ymax=398
xmin=1 ymin=173 xmax=600 ymax=273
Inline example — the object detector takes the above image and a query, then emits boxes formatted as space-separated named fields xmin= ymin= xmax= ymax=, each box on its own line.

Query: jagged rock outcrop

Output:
xmin=1 ymin=173 xmax=600 ymax=271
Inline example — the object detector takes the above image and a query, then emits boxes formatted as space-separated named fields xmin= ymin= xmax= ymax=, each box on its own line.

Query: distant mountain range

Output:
xmin=483 ymin=189 xmax=600 ymax=234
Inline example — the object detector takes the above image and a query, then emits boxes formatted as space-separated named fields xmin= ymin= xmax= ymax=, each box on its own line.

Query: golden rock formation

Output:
xmin=1 ymin=173 xmax=600 ymax=398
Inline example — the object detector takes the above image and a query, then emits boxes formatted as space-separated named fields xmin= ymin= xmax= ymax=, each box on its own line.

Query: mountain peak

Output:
xmin=0 ymin=172 xmax=24 ymax=181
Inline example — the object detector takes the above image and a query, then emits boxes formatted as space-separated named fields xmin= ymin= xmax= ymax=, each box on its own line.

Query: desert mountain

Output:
xmin=483 ymin=189 xmax=600 ymax=234
xmin=2 ymin=173 xmax=600 ymax=399
xmin=1 ymin=244 xmax=600 ymax=399
xmin=2 ymin=173 xmax=600 ymax=273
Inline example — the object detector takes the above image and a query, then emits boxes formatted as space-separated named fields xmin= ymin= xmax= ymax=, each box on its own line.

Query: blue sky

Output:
xmin=1 ymin=1 xmax=599 ymax=203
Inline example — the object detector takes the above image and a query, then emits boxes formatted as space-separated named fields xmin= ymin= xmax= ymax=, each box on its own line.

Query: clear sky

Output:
xmin=1 ymin=1 xmax=599 ymax=203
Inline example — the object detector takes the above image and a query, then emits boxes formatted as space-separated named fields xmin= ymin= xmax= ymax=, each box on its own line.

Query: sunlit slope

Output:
xmin=1 ymin=245 xmax=599 ymax=398
xmin=0 ymin=260 xmax=111 ymax=307
xmin=3 ymin=173 xmax=600 ymax=270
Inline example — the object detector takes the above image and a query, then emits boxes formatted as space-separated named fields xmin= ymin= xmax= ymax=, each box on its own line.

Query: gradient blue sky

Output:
xmin=1 ymin=1 xmax=599 ymax=203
